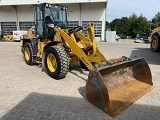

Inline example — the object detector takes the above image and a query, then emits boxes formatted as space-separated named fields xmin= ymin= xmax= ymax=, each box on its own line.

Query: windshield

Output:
xmin=45 ymin=5 xmax=67 ymax=29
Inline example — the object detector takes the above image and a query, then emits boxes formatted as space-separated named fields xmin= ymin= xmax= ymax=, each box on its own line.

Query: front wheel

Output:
xmin=45 ymin=46 xmax=69 ymax=79
xmin=23 ymin=42 xmax=35 ymax=65
xmin=151 ymin=35 xmax=160 ymax=52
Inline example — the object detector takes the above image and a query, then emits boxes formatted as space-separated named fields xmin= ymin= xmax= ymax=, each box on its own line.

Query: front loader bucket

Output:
xmin=86 ymin=58 xmax=153 ymax=117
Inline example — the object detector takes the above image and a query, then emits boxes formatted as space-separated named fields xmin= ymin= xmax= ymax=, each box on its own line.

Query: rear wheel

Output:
xmin=23 ymin=42 xmax=35 ymax=65
xmin=151 ymin=35 xmax=160 ymax=52
xmin=45 ymin=46 xmax=69 ymax=79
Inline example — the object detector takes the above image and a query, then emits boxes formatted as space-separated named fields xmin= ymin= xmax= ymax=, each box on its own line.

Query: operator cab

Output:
xmin=45 ymin=4 xmax=67 ymax=28
xmin=35 ymin=3 xmax=67 ymax=38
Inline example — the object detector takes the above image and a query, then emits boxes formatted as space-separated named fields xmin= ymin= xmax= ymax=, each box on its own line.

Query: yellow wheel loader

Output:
xmin=3 ymin=34 xmax=13 ymax=42
xmin=149 ymin=22 xmax=160 ymax=52
xmin=20 ymin=3 xmax=153 ymax=117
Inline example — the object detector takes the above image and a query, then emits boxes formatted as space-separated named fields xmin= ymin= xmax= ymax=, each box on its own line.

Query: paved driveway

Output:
xmin=0 ymin=40 xmax=160 ymax=120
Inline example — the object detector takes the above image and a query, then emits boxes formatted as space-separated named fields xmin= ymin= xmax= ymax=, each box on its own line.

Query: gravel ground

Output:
xmin=0 ymin=40 xmax=160 ymax=120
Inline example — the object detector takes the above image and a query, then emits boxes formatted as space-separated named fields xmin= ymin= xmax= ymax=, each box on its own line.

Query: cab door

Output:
xmin=35 ymin=5 xmax=45 ymax=37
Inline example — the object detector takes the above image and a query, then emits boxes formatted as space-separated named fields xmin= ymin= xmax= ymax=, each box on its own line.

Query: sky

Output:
xmin=106 ymin=0 xmax=160 ymax=22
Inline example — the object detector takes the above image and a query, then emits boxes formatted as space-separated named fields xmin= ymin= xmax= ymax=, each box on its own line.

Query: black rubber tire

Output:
xmin=79 ymin=61 xmax=89 ymax=70
xmin=45 ymin=46 xmax=69 ymax=79
xmin=151 ymin=35 xmax=160 ymax=52
xmin=23 ymin=42 xmax=35 ymax=65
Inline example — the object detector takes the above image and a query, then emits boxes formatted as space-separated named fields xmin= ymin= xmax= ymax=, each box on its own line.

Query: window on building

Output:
xmin=19 ymin=22 xmax=35 ymax=31
xmin=82 ymin=21 xmax=102 ymax=37
xmin=1 ymin=22 xmax=17 ymax=34
xmin=68 ymin=21 xmax=79 ymax=28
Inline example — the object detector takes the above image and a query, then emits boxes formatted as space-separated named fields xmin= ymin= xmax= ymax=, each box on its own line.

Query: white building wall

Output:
xmin=81 ymin=3 xmax=105 ymax=21
xmin=0 ymin=6 xmax=17 ymax=22
xmin=15 ymin=3 xmax=106 ymax=24
xmin=0 ymin=4 xmax=82 ymax=22
xmin=17 ymin=6 xmax=34 ymax=22
xmin=64 ymin=4 xmax=80 ymax=21
xmin=81 ymin=3 xmax=106 ymax=41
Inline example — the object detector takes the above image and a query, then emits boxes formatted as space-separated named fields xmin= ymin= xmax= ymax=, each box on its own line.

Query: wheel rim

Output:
xmin=152 ymin=39 xmax=157 ymax=49
xmin=47 ymin=53 xmax=57 ymax=72
xmin=24 ymin=47 xmax=30 ymax=61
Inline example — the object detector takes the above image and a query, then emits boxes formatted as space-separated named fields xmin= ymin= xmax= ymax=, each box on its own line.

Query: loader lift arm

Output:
xmin=56 ymin=22 xmax=108 ymax=70
xmin=57 ymin=27 xmax=93 ymax=70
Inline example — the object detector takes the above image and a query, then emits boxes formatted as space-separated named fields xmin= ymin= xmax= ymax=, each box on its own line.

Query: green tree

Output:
xmin=154 ymin=12 xmax=160 ymax=23
xmin=129 ymin=13 xmax=150 ymax=38
xmin=105 ymin=21 xmax=110 ymax=30
xmin=109 ymin=13 xmax=150 ymax=38
xmin=133 ymin=14 xmax=150 ymax=36
xmin=151 ymin=12 xmax=160 ymax=29
xmin=110 ymin=18 xmax=121 ymax=31
xmin=129 ymin=13 xmax=138 ymax=37
xmin=117 ymin=17 xmax=130 ymax=36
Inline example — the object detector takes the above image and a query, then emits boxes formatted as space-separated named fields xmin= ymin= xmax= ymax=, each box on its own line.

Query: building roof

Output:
xmin=0 ymin=0 xmax=107 ymax=6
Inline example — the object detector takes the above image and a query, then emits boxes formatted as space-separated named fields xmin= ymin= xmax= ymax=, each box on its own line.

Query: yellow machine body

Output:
xmin=20 ymin=3 xmax=153 ymax=117
xmin=3 ymin=34 xmax=13 ymax=42
xmin=149 ymin=22 xmax=160 ymax=52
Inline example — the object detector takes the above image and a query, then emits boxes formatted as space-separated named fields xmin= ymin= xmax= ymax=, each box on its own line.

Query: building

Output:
xmin=0 ymin=0 xmax=107 ymax=41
